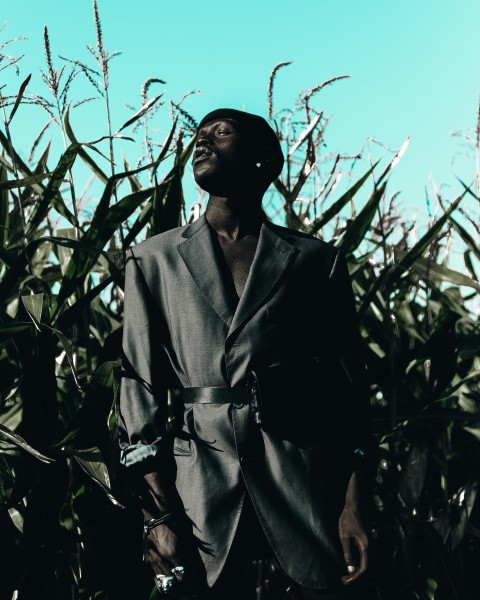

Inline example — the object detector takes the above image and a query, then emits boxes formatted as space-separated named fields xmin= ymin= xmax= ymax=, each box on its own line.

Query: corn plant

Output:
xmin=254 ymin=62 xmax=478 ymax=600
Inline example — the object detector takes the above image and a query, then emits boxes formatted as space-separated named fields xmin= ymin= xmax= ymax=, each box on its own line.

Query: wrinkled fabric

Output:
xmin=119 ymin=214 xmax=374 ymax=589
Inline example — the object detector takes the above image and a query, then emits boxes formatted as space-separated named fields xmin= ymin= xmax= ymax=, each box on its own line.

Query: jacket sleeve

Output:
xmin=118 ymin=248 xmax=172 ymax=473
xmin=326 ymin=249 xmax=378 ymax=475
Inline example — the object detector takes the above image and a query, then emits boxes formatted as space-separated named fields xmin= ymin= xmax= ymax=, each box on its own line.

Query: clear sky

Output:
xmin=2 ymin=0 xmax=480 ymax=220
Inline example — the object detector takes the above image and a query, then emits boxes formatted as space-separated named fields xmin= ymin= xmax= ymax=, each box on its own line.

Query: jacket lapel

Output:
xmin=227 ymin=222 xmax=296 ymax=340
xmin=177 ymin=214 xmax=235 ymax=327
xmin=177 ymin=215 xmax=297 ymax=335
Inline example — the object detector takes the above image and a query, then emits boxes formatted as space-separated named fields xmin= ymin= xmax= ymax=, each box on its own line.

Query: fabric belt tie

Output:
xmin=182 ymin=387 xmax=249 ymax=408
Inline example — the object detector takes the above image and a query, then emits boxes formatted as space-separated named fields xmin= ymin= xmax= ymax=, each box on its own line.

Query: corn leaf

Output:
xmin=0 ymin=424 xmax=54 ymax=463
xmin=396 ymin=192 xmax=466 ymax=272
xmin=0 ymin=164 xmax=9 ymax=249
xmin=304 ymin=162 xmax=379 ymax=235
xmin=123 ymin=158 xmax=142 ymax=192
xmin=54 ymin=186 xmax=155 ymax=316
xmin=337 ymin=183 xmax=386 ymax=254
xmin=55 ymin=275 xmax=113 ymax=330
xmin=21 ymin=293 xmax=44 ymax=324
xmin=448 ymin=217 xmax=480 ymax=262
xmin=7 ymin=508 xmax=23 ymax=533
xmin=26 ymin=143 xmax=80 ymax=235
xmin=0 ymin=323 xmax=32 ymax=343
xmin=0 ymin=172 xmax=53 ymax=191
xmin=56 ymin=227 xmax=78 ymax=275
xmin=114 ymin=94 xmax=163 ymax=134
xmin=0 ymin=130 xmax=45 ymax=194
xmin=288 ymin=112 xmax=322 ymax=156
xmin=8 ymin=73 xmax=32 ymax=125
xmin=90 ymin=360 xmax=121 ymax=389
xmin=72 ymin=447 xmax=124 ymax=508
xmin=377 ymin=138 xmax=410 ymax=185
xmin=64 ymin=106 xmax=109 ymax=184
xmin=394 ymin=248 xmax=480 ymax=291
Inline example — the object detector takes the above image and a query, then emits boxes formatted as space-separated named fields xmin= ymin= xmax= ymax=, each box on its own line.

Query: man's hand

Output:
xmin=146 ymin=521 xmax=183 ymax=577
xmin=338 ymin=470 xmax=369 ymax=584
xmin=140 ymin=471 xmax=205 ymax=595
xmin=145 ymin=518 xmax=205 ymax=596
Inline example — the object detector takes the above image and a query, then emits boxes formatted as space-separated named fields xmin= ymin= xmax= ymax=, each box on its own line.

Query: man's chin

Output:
xmin=193 ymin=167 xmax=232 ymax=195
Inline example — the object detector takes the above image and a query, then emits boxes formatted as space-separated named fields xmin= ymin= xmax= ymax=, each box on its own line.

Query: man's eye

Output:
xmin=217 ymin=129 xmax=231 ymax=136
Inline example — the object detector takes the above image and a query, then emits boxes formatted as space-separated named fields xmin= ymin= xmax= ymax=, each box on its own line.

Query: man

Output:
xmin=119 ymin=109 xmax=376 ymax=599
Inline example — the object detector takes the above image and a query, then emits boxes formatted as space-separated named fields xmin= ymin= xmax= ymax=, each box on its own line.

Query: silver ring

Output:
xmin=171 ymin=565 xmax=185 ymax=581
xmin=155 ymin=574 xmax=175 ymax=593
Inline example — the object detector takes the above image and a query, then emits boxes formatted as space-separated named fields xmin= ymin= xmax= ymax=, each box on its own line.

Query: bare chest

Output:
xmin=217 ymin=236 xmax=259 ymax=298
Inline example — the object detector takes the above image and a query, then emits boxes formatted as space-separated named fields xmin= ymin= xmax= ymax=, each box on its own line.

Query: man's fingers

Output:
xmin=340 ymin=534 xmax=355 ymax=574
xmin=357 ymin=535 xmax=368 ymax=575
xmin=339 ymin=533 xmax=351 ymax=554
xmin=146 ymin=531 xmax=180 ymax=576
xmin=340 ymin=534 xmax=368 ymax=584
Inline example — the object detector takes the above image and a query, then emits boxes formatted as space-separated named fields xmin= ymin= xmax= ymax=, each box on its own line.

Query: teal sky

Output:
xmin=3 ymin=0 xmax=480 ymax=218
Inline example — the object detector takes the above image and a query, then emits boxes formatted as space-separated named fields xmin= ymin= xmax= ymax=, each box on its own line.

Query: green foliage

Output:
xmin=0 ymin=13 xmax=479 ymax=600
xmin=265 ymin=66 xmax=480 ymax=599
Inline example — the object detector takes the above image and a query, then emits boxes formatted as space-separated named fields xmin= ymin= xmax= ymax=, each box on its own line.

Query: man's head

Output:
xmin=193 ymin=108 xmax=284 ymax=196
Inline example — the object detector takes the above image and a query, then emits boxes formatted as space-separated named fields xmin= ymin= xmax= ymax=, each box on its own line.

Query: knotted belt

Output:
xmin=182 ymin=387 xmax=249 ymax=408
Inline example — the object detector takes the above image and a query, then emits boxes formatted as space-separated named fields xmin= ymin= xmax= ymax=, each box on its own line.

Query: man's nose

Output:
xmin=196 ymin=132 xmax=214 ymax=147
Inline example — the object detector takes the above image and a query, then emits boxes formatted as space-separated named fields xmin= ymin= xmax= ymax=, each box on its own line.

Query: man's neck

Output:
xmin=205 ymin=194 xmax=264 ymax=240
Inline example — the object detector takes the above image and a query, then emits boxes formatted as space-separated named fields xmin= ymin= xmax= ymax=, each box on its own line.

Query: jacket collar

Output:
xmin=177 ymin=214 xmax=297 ymax=336
xmin=181 ymin=213 xmax=208 ymax=239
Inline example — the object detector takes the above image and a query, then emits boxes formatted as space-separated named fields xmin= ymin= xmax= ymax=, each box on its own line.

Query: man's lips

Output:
xmin=193 ymin=147 xmax=216 ymax=164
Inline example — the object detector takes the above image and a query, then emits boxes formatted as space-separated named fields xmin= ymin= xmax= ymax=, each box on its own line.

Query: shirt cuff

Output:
xmin=120 ymin=442 xmax=162 ymax=470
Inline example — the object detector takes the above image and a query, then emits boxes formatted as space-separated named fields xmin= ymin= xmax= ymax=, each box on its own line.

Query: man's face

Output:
xmin=193 ymin=119 xmax=253 ymax=195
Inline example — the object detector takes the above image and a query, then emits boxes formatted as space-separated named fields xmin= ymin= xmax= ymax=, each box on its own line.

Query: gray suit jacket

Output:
xmin=119 ymin=213 xmax=372 ymax=590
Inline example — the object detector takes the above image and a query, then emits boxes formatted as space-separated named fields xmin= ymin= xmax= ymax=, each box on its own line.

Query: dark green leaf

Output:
xmin=464 ymin=250 xmax=478 ymax=280
xmin=55 ymin=275 xmax=114 ymax=330
xmin=26 ymin=143 xmax=80 ymax=235
xmin=0 ymin=171 xmax=53 ymax=190
xmin=21 ymin=293 xmax=44 ymax=324
xmin=397 ymin=192 xmax=466 ymax=272
xmin=449 ymin=216 xmax=480 ymax=262
xmin=394 ymin=248 xmax=480 ymax=290
xmin=8 ymin=73 xmax=32 ymax=124
xmin=0 ymin=424 xmax=54 ymax=463
xmin=304 ymin=162 xmax=379 ymax=235
xmin=55 ymin=227 xmax=77 ymax=275
xmin=72 ymin=447 xmax=124 ymax=507
xmin=123 ymin=158 xmax=142 ymax=192
xmin=0 ymin=164 xmax=9 ymax=250
xmin=0 ymin=130 xmax=45 ymax=194
xmin=90 ymin=360 xmax=121 ymax=389
xmin=54 ymin=154 xmax=180 ymax=317
xmin=53 ymin=187 xmax=153 ymax=316
xmin=115 ymin=94 xmax=163 ymax=134
xmin=337 ymin=183 xmax=386 ymax=254
xmin=8 ymin=507 xmax=23 ymax=533
xmin=64 ymin=105 xmax=109 ymax=183
xmin=0 ymin=323 xmax=32 ymax=343
xmin=359 ymin=192 xmax=466 ymax=320
xmin=53 ymin=328 xmax=81 ymax=389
